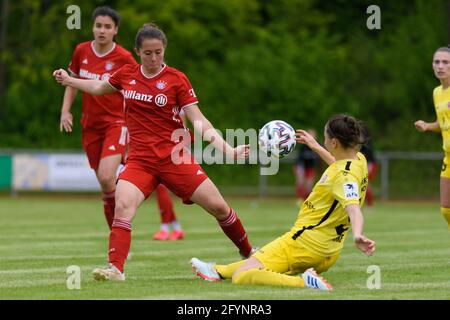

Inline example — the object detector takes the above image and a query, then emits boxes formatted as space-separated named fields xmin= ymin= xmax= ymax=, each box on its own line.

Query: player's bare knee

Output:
xmin=208 ymin=201 xmax=229 ymax=220
xmin=97 ymin=172 xmax=116 ymax=191
xmin=114 ymin=198 xmax=133 ymax=219
xmin=114 ymin=200 xmax=125 ymax=215
xmin=441 ymin=195 xmax=450 ymax=207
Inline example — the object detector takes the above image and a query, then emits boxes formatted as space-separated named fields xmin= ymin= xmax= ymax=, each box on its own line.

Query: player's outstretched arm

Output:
xmin=345 ymin=204 xmax=376 ymax=256
xmin=60 ymin=86 xmax=78 ymax=133
xmin=53 ymin=68 xmax=116 ymax=96
xmin=184 ymin=104 xmax=249 ymax=160
xmin=295 ymin=129 xmax=335 ymax=165
xmin=414 ymin=120 xmax=441 ymax=133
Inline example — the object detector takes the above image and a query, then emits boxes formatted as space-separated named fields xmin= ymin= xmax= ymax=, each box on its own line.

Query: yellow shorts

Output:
xmin=442 ymin=153 xmax=450 ymax=179
xmin=252 ymin=232 xmax=340 ymax=275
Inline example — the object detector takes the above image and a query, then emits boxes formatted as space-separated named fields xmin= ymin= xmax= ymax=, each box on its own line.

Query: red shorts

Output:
xmin=368 ymin=162 xmax=378 ymax=180
xmin=304 ymin=167 xmax=316 ymax=179
xmin=82 ymin=124 xmax=128 ymax=170
xmin=118 ymin=154 xmax=208 ymax=204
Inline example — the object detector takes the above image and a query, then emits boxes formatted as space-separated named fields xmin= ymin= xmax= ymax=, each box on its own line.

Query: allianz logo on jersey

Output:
xmin=123 ymin=90 xmax=168 ymax=107
xmin=79 ymin=69 xmax=111 ymax=81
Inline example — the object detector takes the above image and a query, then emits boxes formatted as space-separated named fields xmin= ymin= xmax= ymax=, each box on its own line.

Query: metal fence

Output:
xmin=376 ymin=151 xmax=443 ymax=200
xmin=1 ymin=149 xmax=444 ymax=199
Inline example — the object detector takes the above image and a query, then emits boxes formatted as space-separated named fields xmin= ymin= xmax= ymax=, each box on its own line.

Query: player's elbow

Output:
xmin=346 ymin=204 xmax=362 ymax=220
xmin=90 ymin=82 xmax=107 ymax=96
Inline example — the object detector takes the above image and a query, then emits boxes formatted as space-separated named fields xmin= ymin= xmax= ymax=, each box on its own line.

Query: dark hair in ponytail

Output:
xmin=325 ymin=114 xmax=368 ymax=149
xmin=135 ymin=23 xmax=167 ymax=49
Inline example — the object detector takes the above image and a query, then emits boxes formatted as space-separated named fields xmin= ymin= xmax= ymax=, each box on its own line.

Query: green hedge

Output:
xmin=0 ymin=0 xmax=447 ymax=193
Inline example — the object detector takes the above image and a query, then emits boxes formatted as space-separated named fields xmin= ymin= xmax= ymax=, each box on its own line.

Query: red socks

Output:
xmin=218 ymin=208 xmax=252 ymax=258
xmin=109 ymin=219 xmax=131 ymax=273
xmin=156 ymin=184 xmax=176 ymax=223
xmin=366 ymin=186 xmax=374 ymax=207
xmin=102 ymin=190 xmax=115 ymax=230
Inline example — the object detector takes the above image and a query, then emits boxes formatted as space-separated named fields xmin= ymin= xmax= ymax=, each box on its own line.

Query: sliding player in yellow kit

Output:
xmin=415 ymin=46 xmax=450 ymax=229
xmin=190 ymin=115 xmax=376 ymax=291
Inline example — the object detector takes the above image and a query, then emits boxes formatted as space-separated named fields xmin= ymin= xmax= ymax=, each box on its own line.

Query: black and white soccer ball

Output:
xmin=258 ymin=120 xmax=296 ymax=158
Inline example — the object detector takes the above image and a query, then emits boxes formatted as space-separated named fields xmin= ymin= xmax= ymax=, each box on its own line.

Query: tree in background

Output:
xmin=0 ymin=0 xmax=447 ymax=188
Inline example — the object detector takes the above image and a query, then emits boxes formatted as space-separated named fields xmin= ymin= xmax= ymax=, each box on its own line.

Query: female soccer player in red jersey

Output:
xmin=415 ymin=46 xmax=450 ymax=228
xmin=59 ymin=7 xmax=184 ymax=239
xmin=54 ymin=23 xmax=254 ymax=280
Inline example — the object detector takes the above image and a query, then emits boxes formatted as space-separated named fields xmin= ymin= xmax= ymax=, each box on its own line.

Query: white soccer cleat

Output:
xmin=301 ymin=268 xmax=333 ymax=291
xmin=92 ymin=264 xmax=125 ymax=281
xmin=190 ymin=258 xmax=221 ymax=282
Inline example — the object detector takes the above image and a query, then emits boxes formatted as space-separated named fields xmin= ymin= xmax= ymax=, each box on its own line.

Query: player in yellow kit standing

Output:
xmin=190 ymin=114 xmax=376 ymax=291
xmin=415 ymin=46 xmax=450 ymax=228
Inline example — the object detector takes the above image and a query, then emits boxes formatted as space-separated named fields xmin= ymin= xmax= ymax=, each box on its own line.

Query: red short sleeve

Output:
xmin=108 ymin=65 xmax=128 ymax=90
xmin=68 ymin=45 xmax=81 ymax=76
xmin=177 ymin=73 xmax=198 ymax=109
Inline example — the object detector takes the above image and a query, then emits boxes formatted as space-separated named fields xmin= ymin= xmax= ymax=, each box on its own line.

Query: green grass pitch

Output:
xmin=0 ymin=195 xmax=448 ymax=300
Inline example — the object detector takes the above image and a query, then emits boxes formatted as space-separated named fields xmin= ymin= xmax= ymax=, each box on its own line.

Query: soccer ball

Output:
xmin=258 ymin=120 xmax=296 ymax=158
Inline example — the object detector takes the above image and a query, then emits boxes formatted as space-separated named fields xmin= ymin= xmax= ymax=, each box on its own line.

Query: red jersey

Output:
xmin=68 ymin=41 xmax=137 ymax=131
xmin=108 ymin=64 xmax=198 ymax=161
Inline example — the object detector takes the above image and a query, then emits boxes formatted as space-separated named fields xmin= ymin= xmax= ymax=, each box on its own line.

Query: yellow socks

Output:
xmin=215 ymin=261 xmax=246 ymax=279
xmin=232 ymin=268 xmax=304 ymax=287
xmin=441 ymin=207 xmax=450 ymax=229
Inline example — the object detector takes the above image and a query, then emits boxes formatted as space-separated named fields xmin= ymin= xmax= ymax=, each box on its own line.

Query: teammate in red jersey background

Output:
xmin=153 ymin=184 xmax=185 ymax=241
xmin=59 ymin=7 xmax=184 ymax=240
xmin=54 ymin=23 xmax=255 ymax=281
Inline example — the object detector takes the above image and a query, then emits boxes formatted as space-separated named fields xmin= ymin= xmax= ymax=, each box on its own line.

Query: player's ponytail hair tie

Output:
xmin=326 ymin=114 xmax=367 ymax=149
xmin=344 ymin=116 xmax=363 ymax=144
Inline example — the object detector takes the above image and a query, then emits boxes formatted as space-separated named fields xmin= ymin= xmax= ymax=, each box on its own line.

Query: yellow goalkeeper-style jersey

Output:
xmin=433 ymin=85 xmax=450 ymax=152
xmin=289 ymin=152 xmax=368 ymax=257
